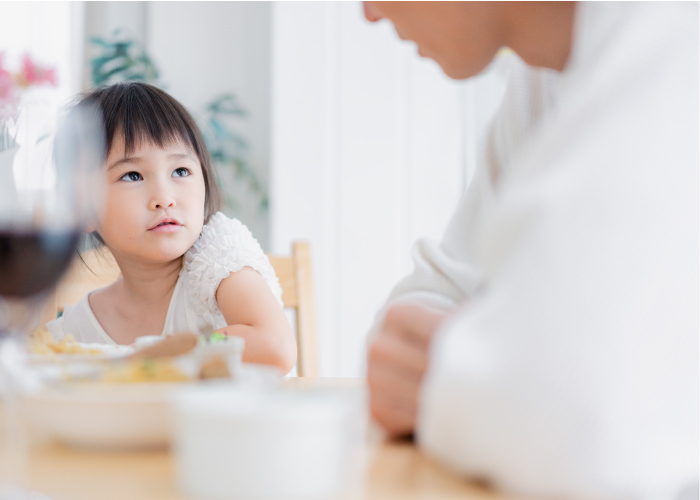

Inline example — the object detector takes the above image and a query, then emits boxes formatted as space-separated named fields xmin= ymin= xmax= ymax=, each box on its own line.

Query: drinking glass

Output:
xmin=0 ymin=101 xmax=104 ymax=499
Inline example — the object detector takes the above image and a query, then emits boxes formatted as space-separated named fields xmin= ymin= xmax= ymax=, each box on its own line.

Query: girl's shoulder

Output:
xmin=185 ymin=212 xmax=268 ymax=270
xmin=187 ymin=212 xmax=250 ymax=253
xmin=183 ymin=213 xmax=283 ymax=323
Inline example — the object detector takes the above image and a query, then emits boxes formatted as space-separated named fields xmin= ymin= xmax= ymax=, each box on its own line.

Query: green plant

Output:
xmin=198 ymin=94 xmax=268 ymax=212
xmin=88 ymin=30 xmax=268 ymax=214
xmin=90 ymin=31 xmax=159 ymax=86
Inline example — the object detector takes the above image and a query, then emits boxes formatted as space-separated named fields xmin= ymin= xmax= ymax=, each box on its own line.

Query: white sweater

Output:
xmin=374 ymin=3 xmax=699 ymax=499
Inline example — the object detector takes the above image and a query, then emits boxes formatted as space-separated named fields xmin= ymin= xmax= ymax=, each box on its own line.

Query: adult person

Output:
xmin=364 ymin=2 xmax=698 ymax=499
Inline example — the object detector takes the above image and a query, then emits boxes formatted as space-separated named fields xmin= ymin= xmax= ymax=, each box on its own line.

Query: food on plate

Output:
xmin=100 ymin=358 xmax=191 ymax=383
xmin=205 ymin=329 xmax=241 ymax=344
xmin=29 ymin=330 xmax=237 ymax=383
xmin=129 ymin=332 xmax=199 ymax=359
xmin=207 ymin=331 xmax=230 ymax=343
xmin=99 ymin=353 xmax=232 ymax=383
xmin=28 ymin=328 xmax=102 ymax=356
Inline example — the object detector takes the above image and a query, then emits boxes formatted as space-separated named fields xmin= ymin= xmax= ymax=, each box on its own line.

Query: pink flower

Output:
xmin=0 ymin=53 xmax=18 ymax=121
xmin=0 ymin=53 xmax=14 ymax=96
xmin=16 ymin=53 xmax=57 ymax=88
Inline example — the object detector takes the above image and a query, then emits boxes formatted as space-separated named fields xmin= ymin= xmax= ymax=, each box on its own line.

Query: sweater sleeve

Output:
xmin=368 ymin=55 xmax=558 ymax=328
xmin=377 ymin=163 xmax=494 ymax=314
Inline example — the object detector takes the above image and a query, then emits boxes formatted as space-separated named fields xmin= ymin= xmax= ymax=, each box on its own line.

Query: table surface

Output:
xmin=16 ymin=377 xmax=518 ymax=500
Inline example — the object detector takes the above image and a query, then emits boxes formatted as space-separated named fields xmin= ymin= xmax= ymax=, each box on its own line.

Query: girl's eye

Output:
xmin=172 ymin=167 xmax=191 ymax=178
xmin=119 ymin=171 xmax=143 ymax=182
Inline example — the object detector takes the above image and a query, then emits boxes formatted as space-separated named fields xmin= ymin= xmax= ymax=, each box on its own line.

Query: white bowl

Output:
xmin=22 ymin=382 xmax=178 ymax=449
xmin=22 ymin=363 xmax=282 ymax=450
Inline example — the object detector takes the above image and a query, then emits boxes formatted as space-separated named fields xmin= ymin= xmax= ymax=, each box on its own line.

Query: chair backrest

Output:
xmin=41 ymin=241 xmax=320 ymax=377
xmin=266 ymin=242 xmax=319 ymax=377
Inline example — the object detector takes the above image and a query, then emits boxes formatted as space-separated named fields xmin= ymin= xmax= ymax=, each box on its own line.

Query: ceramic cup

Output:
xmin=173 ymin=386 xmax=367 ymax=500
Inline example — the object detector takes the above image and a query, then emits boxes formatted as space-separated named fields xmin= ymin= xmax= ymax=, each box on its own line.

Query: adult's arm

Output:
xmin=417 ymin=5 xmax=698 ymax=497
xmin=369 ymin=55 xmax=559 ymax=325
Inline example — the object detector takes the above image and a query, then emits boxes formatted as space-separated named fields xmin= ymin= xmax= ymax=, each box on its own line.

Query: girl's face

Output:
xmin=97 ymin=134 xmax=206 ymax=264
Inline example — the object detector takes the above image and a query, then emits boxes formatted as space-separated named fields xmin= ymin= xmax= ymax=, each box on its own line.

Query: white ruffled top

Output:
xmin=46 ymin=213 xmax=283 ymax=344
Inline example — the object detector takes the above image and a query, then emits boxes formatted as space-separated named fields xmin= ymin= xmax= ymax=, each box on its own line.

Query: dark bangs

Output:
xmin=78 ymin=81 xmax=222 ymax=223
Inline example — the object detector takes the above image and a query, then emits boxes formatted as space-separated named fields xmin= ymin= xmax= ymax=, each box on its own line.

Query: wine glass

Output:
xmin=0 ymin=101 xmax=104 ymax=499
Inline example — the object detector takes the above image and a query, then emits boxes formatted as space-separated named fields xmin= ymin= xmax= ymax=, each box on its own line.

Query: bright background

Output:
xmin=0 ymin=1 xmax=508 ymax=376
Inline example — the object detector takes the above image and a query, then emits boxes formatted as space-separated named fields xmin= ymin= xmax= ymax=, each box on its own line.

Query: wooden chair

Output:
xmin=40 ymin=241 xmax=320 ymax=377
xmin=266 ymin=242 xmax=319 ymax=376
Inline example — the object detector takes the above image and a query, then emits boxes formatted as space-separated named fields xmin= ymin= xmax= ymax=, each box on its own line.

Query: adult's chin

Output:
xmin=436 ymin=51 xmax=500 ymax=81
xmin=439 ymin=61 xmax=485 ymax=80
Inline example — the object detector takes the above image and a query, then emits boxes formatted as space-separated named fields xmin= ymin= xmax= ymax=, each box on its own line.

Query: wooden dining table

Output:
xmin=15 ymin=377 xmax=518 ymax=500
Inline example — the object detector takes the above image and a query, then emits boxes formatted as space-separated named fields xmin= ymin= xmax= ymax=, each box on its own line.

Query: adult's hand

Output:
xmin=367 ymin=302 xmax=448 ymax=437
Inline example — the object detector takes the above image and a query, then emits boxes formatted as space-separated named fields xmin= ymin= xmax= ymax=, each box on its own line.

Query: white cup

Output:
xmin=193 ymin=336 xmax=245 ymax=375
xmin=173 ymin=386 xmax=367 ymax=500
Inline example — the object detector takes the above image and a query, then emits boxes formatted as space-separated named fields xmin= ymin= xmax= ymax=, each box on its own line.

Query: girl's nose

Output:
xmin=149 ymin=192 xmax=176 ymax=211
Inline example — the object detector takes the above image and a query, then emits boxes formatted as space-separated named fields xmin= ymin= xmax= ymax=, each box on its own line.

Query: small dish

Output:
xmin=21 ymin=363 xmax=283 ymax=450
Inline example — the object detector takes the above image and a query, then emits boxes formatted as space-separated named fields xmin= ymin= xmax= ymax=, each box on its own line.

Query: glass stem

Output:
xmin=0 ymin=338 xmax=29 ymax=499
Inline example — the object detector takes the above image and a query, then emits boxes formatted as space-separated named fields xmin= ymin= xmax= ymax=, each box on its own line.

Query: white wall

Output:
xmin=147 ymin=2 xmax=272 ymax=249
xmin=270 ymin=2 xmax=507 ymax=376
xmin=83 ymin=2 xmax=273 ymax=248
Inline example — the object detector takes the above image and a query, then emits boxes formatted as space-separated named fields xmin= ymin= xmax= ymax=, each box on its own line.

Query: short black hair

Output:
xmin=77 ymin=81 xmax=222 ymax=223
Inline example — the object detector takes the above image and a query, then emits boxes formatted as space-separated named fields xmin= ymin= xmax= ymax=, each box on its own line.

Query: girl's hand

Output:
xmin=367 ymin=303 xmax=447 ymax=438
xmin=215 ymin=267 xmax=297 ymax=373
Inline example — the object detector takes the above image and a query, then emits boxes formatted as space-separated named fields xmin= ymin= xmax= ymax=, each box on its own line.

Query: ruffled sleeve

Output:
xmin=184 ymin=213 xmax=284 ymax=326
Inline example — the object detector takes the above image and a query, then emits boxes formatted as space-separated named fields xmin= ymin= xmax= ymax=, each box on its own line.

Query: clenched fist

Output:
xmin=367 ymin=303 xmax=447 ymax=437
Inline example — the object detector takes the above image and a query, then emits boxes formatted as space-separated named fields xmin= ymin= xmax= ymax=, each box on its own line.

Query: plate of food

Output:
xmin=21 ymin=331 xmax=283 ymax=450
xmin=26 ymin=328 xmax=134 ymax=363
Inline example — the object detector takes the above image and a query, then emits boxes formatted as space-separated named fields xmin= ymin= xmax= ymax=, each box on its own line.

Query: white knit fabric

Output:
xmin=372 ymin=3 xmax=698 ymax=499
xmin=185 ymin=212 xmax=284 ymax=326
xmin=369 ymin=54 xmax=559 ymax=324
xmin=47 ymin=213 xmax=282 ymax=344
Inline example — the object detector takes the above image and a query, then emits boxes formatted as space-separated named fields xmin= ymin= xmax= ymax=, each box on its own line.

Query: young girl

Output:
xmin=46 ymin=82 xmax=296 ymax=373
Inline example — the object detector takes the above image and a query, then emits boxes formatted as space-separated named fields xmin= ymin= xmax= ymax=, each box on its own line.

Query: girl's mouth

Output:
xmin=149 ymin=218 xmax=183 ymax=233
xmin=150 ymin=222 xmax=183 ymax=233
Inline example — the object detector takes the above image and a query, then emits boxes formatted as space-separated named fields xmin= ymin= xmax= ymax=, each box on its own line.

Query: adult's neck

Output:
xmin=504 ymin=2 xmax=577 ymax=71
xmin=111 ymin=252 xmax=183 ymax=306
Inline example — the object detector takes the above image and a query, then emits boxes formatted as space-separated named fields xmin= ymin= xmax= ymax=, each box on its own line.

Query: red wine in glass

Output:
xmin=0 ymin=230 xmax=80 ymax=299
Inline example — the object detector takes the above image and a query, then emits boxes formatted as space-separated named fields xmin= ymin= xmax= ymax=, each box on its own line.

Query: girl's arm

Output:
xmin=215 ymin=267 xmax=297 ymax=373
